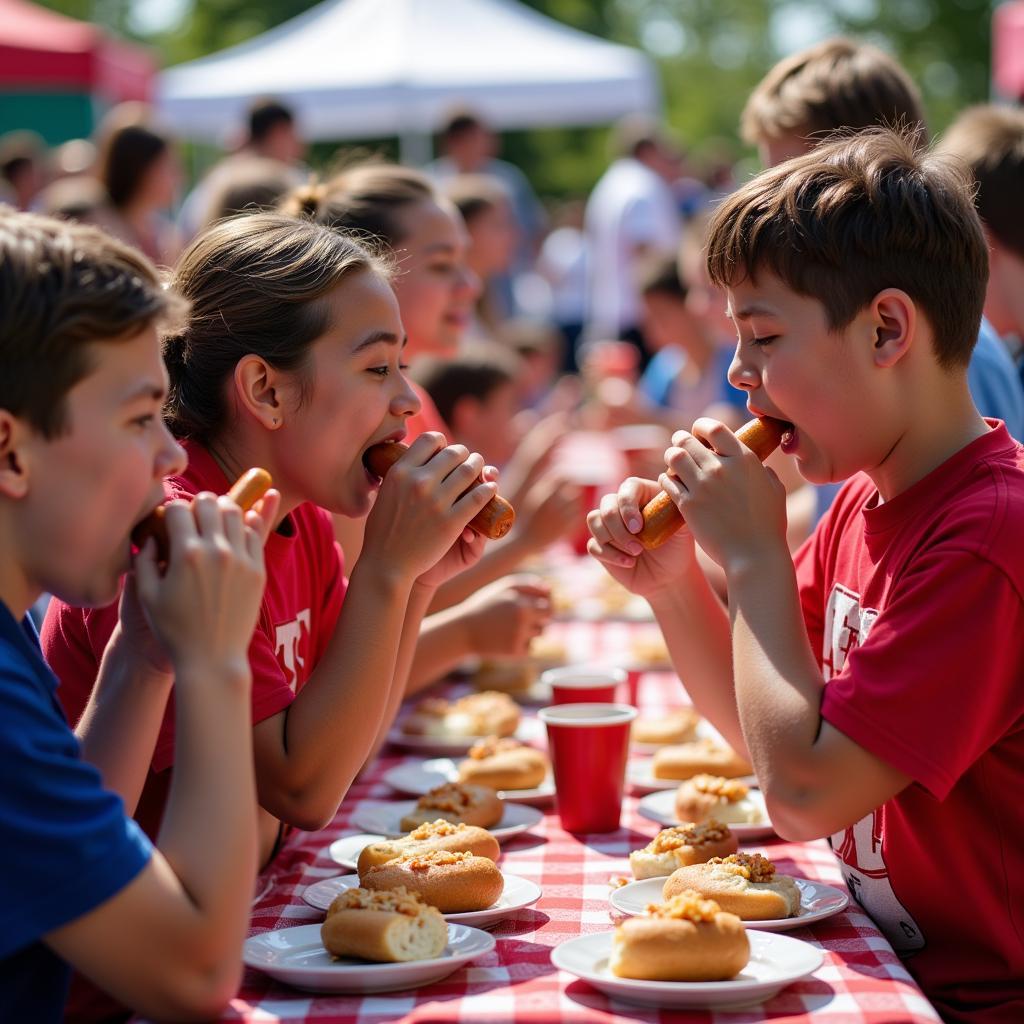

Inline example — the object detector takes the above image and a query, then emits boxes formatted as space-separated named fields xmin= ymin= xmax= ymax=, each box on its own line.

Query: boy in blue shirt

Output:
xmin=0 ymin=209 xmax=278 ymax=1021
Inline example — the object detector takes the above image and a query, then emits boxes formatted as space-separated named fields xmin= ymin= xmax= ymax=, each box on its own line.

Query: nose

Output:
xmin=458 ymin=263 xmax=482 ymax=303
xmin=393 ymin=371 xmax=422 ymax=419
xmin=727 ymin=341 xmax=760 ymax=393
xmin=157 ymin=422 xmax=187 ymax=479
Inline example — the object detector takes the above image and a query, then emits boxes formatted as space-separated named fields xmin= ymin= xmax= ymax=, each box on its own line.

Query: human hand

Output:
xmin=133 ymin=489 xmax=279 ymax=679
xmin=514 ymin=473 xmax=586 ymax=556
xmin=460 ymin=575 xmax=553 ymax=658
xmin=363 ymin=433 xmax=497 ymax=586
xmin=661 ymin=418 xmax=787 ymax=573
xmin=586 ymin=476 xmax=698 ymax=599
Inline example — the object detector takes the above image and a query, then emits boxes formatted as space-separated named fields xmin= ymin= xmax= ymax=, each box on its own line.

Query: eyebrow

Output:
xmin=728 ymin=302 xmax=780 ymax=322
xmin=423 ymin=243 xmax=456 ymax=256
xmin=353 ymin=330 xmax=406 ymax=352
xmin=120 ymin=382 xmax=166 ymax=405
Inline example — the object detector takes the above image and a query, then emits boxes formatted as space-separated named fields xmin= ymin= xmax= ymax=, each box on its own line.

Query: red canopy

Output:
xmin=993 ymin=1 xmax=1024 ymax=100
xmin=0 ymin=0 xmax=153 ymax=101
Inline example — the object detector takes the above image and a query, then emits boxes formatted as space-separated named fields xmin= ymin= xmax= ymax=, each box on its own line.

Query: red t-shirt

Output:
xmin=795 ymin=422 xmax=1024 ymax=1023
xmin=42 ymin=441 xmax=348 ymax=828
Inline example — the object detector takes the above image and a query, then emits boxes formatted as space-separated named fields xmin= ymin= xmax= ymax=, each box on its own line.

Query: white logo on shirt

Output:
xmin=275 ymin=609 xmax=311 ymax=693
xmin=823 ymin=584 xmax=925 ymax=953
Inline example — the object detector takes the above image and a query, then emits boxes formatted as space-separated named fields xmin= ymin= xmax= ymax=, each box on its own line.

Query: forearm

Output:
xmin=430 ymin=535 xmax=529 ymax=609
xmin=407 ymin=604 xmax=473 ymax=694
xmin=647 ymin=567 xmax=745 ymax=756
xmin=258 ymin=562 xmax=414 ymax=822
xmin=156 ymin=660 xmax=256 ymax=955
xmin=726 ymin=548 xmax=826 ymax=797
xmin=75 ymin=626 xmax=173 ymax=815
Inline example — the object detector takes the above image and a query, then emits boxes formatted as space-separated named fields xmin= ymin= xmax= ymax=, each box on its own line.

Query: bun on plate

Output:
xmin=362 ymin=849 xmax=505 ymax=913
xmin=457 ymin=736 xmax=550 ymax=790
xmin=628 ymin=820 xmax=739 ymax=880
xmin=662 ymin=852 xmax=801 ymax=921
xmin=653 ymin=738 xmax=751 ymax=780
xmin=399 ymin=782 xmax=504 ymax=832
xmin=674 ymin=774 xmax=764 ymax=825
xmin=320 ymin=885 xmax=447 ymax=962
xmin=472 ymin=659 xmax=537 ymax=695
xmin=610 ymin=890 xmax=749 ymax=981
xmin=357 ymin=819 xmax=500 ymax=876
xmin=631 ymin=708 xmax=700 ymax=747
xmin=401 ymin=691 xmax=520 ymax=739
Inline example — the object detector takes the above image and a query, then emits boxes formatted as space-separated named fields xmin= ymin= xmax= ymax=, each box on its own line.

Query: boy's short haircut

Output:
xmin=411 ymin=344 xmax=521 ymax=427
xmin=443 ymin=174 xmax=510 ymax=226
xmin=248 ymin=98 xmax=295 ymax=143
xmin=0 ymin=209 xmax=186 ymax=438
xmin=741 ymin=37 xmax=927 ymax=149
xmin=496 ymin=317 xmax=561 ymax=359
xmin=705 ymin=128 xmax=987 ymax=370
xmin=939 ymin=104 xmax=1024 ymax=261
xmin=637 ymin=254 xmax=689 ymax=301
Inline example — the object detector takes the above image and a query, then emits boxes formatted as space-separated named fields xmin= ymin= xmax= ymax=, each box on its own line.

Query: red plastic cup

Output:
xmin=538 ymin=703 xmax=637 ymax=833
xmin=542 ymin=665 xmax=627 ymax=705
xmin=572 ymin=481 xmax=602 ymax=556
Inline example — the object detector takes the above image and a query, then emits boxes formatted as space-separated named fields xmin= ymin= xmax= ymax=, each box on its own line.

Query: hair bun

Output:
xmin=282 ymin=178 xmax=327 ymax=219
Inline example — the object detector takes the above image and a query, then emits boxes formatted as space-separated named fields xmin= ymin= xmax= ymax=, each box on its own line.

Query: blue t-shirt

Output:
xmin=0 ymin=602 xmax=152 ymax=1022
xmin=969 ymin=317 xmax=1024 ymax=441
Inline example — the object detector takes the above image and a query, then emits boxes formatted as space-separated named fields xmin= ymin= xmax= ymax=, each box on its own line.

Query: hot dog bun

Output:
xmin=401 ymin=691 xmax=521 ymax=740
xmin=637 ymin=416 xmax=787 ymax=549
xmin=131 ymin=467 xmax=273 ymax=563
xmin=653 ymin=739 xmax=752 ymax=781
xmin=628 ymin=821 xmax=739 ymax=880
xmin=399 ymin=782 xmax=504 ymax=832
xmin=632 ymin=708 xmax=700 ymax=747
xmin=362 ymin=850 xmax=505 ymax=913
xmin=662 ymin=853 xmax=801 ymax=921
xmin=457 ymin=737 xmax=550 ymax=790
xmin=320 ymin=886 xmax=447 ymax=962
xmin=357 ymin=820 xmax=500 ymax=876
xmin=674 ymin=774 xmax=765 ymax=825
xmin=610 ymin=891 xmax=749 ymax=981
xmin=364 ymin=441 xmax=515 ymax=539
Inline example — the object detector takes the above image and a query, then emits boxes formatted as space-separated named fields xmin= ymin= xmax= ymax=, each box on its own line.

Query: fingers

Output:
xmin=617 ymin=477 xmax=658 ymax=535
xmin=132 ymin=538 xmax=159 ymax=603
xmin=691 ymin=417 xmax=743 ymax=457
xmin=244 ymin=489 xmax=281 ymax=545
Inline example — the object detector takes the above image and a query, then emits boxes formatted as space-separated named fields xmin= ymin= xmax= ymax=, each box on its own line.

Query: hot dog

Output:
xmin=131 ymin=467 xmax=273 ymax=563
xmin=636 ymin=416 xmax=788 ymax=549
xmin=364 ymin=442 xmax=515 ymax=540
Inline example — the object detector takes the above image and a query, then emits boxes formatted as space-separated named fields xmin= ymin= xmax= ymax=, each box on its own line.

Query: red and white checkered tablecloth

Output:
xmin=192 ymin=623 xmax=940 ymax=1024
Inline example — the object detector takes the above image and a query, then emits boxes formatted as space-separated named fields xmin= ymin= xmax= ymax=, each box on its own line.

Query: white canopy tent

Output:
xmin=157 ymin=0 xmax=660 ymax=161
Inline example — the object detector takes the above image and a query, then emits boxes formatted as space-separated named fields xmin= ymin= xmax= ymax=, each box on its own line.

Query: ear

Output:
xmin=868 ymin=288 xmax=916 ymax=368
xmin=232 ymin=355 xmax=288 ymax=431
xmin=0 ymin=411 xmax=31 ymax=500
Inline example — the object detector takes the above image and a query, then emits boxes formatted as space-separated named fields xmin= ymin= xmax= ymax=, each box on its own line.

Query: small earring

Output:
xmin=272 ymin=417 xmax=279 ymax=426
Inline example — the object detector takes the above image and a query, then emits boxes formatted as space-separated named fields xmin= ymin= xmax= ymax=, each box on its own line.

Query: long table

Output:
xmin=195 ymin=614 xmax=940 ymax=1024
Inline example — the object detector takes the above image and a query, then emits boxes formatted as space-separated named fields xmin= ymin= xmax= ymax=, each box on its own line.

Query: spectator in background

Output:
xmin=741 ymin=36 xmax=1024 ymax=450
xmin=427 ymin=110 xmax=545 ymax=316
xmin=93 ymin=115 xmax=183 ymax=265
xmin=583 ymin=114 xmax=682 ymax=364
xmin=444 ymin=174 xmax=520 ymax=336
xmin=179 ymin=98 xmax=306 ymax=239
xmin=0 ymin=131 xmax=48 ymax=210
xmin=198 ymin=156 xmax=298 ymax=231
xmin=536 ymin=199 xmax=588 ymax=371
xmin=940 ymin=105 xmax=1024 ymax=406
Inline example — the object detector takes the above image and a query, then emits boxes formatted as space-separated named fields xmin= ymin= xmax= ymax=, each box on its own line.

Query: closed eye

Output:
xmin=751 ymin=335 xmax=778 ymax=347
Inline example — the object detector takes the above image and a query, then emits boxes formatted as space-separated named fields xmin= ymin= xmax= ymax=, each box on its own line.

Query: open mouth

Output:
xmin=780 ymin=423 xmax=798 ymax=453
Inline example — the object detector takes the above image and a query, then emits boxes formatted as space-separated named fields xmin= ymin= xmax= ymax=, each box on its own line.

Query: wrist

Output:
xmin=172 ymin=654 xmax=251 ymax=694
xmin=722 ymin=539 xmax=790 ymax=585
xmin=105 ymin=624 xmax=173 ymax=688
xmin=350 ymin=554 xmax=417 ymax=595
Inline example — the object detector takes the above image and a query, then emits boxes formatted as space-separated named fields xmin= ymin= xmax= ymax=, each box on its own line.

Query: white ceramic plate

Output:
xmin=350 ymin=799 xmax=543 ymax=841
xmin=302 ymin=872 xmax=542 ymax=929
xmin=387 ymin=717 xmax=545 ymax=756
xmin=327 ymin=833 xmax=386 ymax=871
xmin=610 ymin=877 xmax=849 ymax=932
xmin=244 ymin=922 xmax=494 ymax=994
xmin=626 ymin=761 xmax=758 ymax=795
xmin=637 ymin=788 xmax=775 ymax=839
xmin=382 ymin=757 xmax=555 ymax=804
xmin=551 ymin=929 xmax=823 ymax=1009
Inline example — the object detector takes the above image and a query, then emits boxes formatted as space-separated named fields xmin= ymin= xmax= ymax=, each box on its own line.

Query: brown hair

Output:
xmin=705 ymin=128 xmax=987 ymax=369
xmin=411 ymin=344 xmax=521 ymax=427
xmin=443 ymin=174 xmax=509 ymax=227
xmin=95 ymin=121 xmax=170 ymax=209
xmin=163 ymin=213 xmax=389 ymax=444
xmin=0 ymin=208 xmax=183 ymax=438
xmin=280 ymin=164 xmax=436 ymax=249
xmin=741 ymin=37 xmax=927 ymax=150
xmin=939 ymin=104 xmax=1024 ymax=261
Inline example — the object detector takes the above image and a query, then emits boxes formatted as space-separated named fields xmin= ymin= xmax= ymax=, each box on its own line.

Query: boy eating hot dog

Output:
xmin=0 ymin=209 xmax=278 ymax=1020
xmin=587 ymin=129 xmax=1024 ymax=1022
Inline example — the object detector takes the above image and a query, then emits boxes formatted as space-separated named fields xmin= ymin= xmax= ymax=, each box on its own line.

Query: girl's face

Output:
xmin=139 ymin=148 xmax=181 ymax=211
xmin=466 ymin=198 xmax=518 ymax=279
xmin=390 ymin=199 xmax=480 ymax=359
xmin=273 ymin=271 xmax=419 ymax=518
